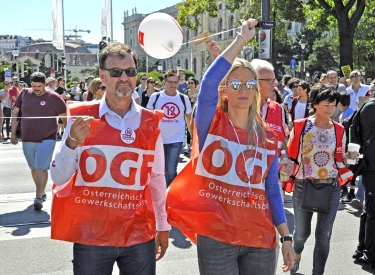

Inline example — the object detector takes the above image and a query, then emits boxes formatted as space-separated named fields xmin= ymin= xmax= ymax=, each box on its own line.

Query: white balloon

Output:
xmin=138 ymin=13 xmax=183 ymax=59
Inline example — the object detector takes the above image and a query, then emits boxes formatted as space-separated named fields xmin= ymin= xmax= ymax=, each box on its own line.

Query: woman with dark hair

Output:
xmin=167 ymin=19 xmax=294 ymax=274
xmin=285 ymin=83 xmax=353 ymax=274
xmin=141 ymin=77 xmax=160 ymax=108
xmin=289 ymin=81 xmax=311 ymax=124
xmin=184 ymin=77 xmax=199 ymax=154
xmin=272 ymin=87 xmax=283 ymax=104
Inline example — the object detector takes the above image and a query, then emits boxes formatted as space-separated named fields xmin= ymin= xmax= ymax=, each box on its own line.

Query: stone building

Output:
xmin=122 ymin=2 xmax=251 ymax=80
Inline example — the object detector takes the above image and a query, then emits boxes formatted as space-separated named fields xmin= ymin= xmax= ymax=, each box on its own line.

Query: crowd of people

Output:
xmin=1 ymin=17 xmax=375 ymax=275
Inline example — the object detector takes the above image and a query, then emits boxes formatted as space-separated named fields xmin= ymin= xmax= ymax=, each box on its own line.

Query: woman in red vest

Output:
xmin=287 ymin=83 xmax=353 ymax=274
xmin=167 ymin=19 xmax=294 ymax=274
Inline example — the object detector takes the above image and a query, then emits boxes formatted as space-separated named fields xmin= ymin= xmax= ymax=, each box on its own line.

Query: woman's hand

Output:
xmin=240 ymin=19 xmax=258 ymax=43
xmin=281 ymin=242 xmax=295 ymax=272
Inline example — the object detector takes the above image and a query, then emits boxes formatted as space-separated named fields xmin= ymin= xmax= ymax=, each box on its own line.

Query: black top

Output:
xmin=141 ymin=88 xmax=160 ymax=108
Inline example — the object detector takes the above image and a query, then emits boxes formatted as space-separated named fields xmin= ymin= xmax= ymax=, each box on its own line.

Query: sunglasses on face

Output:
xmin=226 ymin=79 xmax=258 ymax=91
xmin=148 ymin=81 xmax=155 ymax=84
xmin=102 ymin=67 xmax=138 ymax=77
xmin=166 ymin=80 xmax=178 ymax=84
xmin=292 ymin=85 xmax=298 ymax=88
xmin=258 ymin=78 xmax=277 ymax=84
xmin=100 ymin=86 xmax=106 ymax=90
xmin=188 ymin=82 xmax=195 ymax=85
xmin=141 ymin=78 xmax=147 ymax=80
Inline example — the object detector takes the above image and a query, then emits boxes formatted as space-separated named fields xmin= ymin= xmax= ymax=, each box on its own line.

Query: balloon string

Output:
xmin=161 ymin=26 xmax=243 ymax=50
xmin=0 ymin=116 xmax=88 ymax=119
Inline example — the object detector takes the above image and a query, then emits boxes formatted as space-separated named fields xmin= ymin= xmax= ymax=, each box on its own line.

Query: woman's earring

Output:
xmin=222 ymin=95 xmax=228 ymax=101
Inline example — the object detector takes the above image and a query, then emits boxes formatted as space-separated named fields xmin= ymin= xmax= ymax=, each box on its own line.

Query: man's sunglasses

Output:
xmin=148 ymin=81 xmax=155 ymax=84
xmin=101 ymin=67 xmax=138 ymax=77
xmin=166 ymin=80 xmax=178 ymax=84
xmin=225 ymin=79 xmax=258 ymax=91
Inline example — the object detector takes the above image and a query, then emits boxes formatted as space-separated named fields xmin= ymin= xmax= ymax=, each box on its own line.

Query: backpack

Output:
xmin=342 ymin=97 xmax=375 ymax=177
xmin=152 ymin=92 xmax=187 ymax=114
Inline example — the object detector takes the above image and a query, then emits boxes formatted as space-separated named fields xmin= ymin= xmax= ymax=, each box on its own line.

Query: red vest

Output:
xmin=51 ymin=102 xmax=161 ymax=247
xmin=283 ymin=118 xmax=353 ymax=192
xmin=167 ymin=108 xmax=278 ymax=248
xmin=263 ymin=100 xmax=286 ymax=152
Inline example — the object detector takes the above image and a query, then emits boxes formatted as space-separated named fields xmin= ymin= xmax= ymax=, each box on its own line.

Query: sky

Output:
xmin=3 ymin=0 xmax=180 ymax=44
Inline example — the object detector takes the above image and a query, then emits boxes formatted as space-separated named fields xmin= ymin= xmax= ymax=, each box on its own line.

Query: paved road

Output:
xmin=0 ymin=140 xmax=372 ymax=274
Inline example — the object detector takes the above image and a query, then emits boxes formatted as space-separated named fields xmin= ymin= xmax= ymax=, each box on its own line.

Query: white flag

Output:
xmin=52 ymin=0 xmax=64 ymax=49
xmin=101 ymin=0 xmax=112 ymax=39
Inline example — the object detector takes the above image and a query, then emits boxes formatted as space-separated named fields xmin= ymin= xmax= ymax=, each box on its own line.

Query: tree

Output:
xmin=79 ymin=67 xmax=99 ymax=78
xmin=304 ymin=0 xmax=367 ymax=71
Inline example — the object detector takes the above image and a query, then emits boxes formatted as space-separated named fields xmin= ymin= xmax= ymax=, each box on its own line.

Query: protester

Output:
xmin=320 ymin=74 xmax=329 ymax=85
xmin=282 ymin=78 xmax=300 ymax=113
xmin=272 ymin=87 xmax=283 ymax=104
xmin=285 ymin=83 xmax=353 ymax=274
xmin=0 ymin=81 xmax=11 ymax=140
xmin=55 ymin=77 xmax=70 ymax=140
xmin=141 ymin=77 xmax=159 ymax=108
xmin=88 ymin=78 xmax=105 ymax=100
xmin=50 ymin=42 xmax=170 ymax=274
xmin=45 ymin=77 xmax=57 ymax=92
xmin=177 ymin=69 xmax=188 ymax=94
xmin=70 ymin=81 xmax=82 ymax=101
xmin=167 ymin=19 xmax=294 ymax=275
xmin=9 ymin=77 xmax=21 ymax=108
xmin=135 ymin=73 xmax=147 ymax=105
xmin=147 ymin=69 xmax=192 ymax=187
xmin=352 ymin=93 xmax=375 ymax=273
xmin=280 ymin=75 xmax=292 ymax=100
xmin=184 ymin=77 xmax=199 ymax=155
xmin=289 ymin=81 xmax=310 ymax=125
xmin=347 ymin=70 xmax=371 ymax=111
xmin=10 ymin=72 xmax=66 ymax=210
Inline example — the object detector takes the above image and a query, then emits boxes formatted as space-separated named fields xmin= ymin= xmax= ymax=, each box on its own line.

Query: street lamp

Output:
xmin=12 ymin=49 xmax=20 ymax=77
xmin=299 ymin=35 xmax=307 ymax=80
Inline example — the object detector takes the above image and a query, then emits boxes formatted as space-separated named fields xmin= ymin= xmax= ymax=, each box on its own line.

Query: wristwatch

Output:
xmin=280 ymin=236 xmax=293 ymax=243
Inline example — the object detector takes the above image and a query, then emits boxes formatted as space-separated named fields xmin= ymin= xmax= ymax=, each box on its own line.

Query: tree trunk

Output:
xmin=337 ymin=16 xmax=355 ymax=70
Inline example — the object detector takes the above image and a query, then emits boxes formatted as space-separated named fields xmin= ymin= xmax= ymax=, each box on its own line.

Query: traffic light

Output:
xmin=12 ymin=62 xmax=17 ymax=72
xmin=61 ymin=55 xmax=66 ymax=73
xmin=21 ymin=63 xmax=28 ymax=78
xmin=45 ymin=53 xmax=51 ymax=68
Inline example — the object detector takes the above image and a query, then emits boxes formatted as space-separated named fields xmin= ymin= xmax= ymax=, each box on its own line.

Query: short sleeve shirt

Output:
xmin=15 ymin=90 xmax=66 ymax=142
xmin=146 ymin=91 xmax=192 ymax=144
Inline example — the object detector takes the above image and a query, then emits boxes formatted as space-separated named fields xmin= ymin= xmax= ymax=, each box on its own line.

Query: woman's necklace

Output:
xmin=227 ymin=116 xmax=258 ymax=206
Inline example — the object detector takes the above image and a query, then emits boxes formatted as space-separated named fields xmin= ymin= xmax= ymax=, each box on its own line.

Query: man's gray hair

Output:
xmin=326 ymin=70 xmax=338 ymax=77
xmin=249 ymin=59 xmax=275 ymax=74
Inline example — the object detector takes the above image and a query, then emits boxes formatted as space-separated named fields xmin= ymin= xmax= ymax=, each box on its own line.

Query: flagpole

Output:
xmin=62 ymin=0 xmax=67 ymax=89
xmin=110 ymin=0 xmax=113 ymax=42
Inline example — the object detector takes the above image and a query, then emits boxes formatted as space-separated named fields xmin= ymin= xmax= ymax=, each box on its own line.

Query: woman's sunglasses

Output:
xmin=225 ymin=79 xmax=258 ymax=91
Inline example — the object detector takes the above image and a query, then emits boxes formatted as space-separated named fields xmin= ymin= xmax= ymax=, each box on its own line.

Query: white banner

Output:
xmin=258 ymin=29 xmax=271 ymax=59
xmin=52 ymin=0 xmax=64 ymax=50
xmin=101 ymin=0 xmax=112 ymax=39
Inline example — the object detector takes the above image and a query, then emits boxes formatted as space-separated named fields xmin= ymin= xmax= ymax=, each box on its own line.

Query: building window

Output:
xmin=177 ymin=60 xmax=181 ymax=68
xmin=218 ymin=3 xmax=222 ymax=9
xmin=163 ymin=61 xmax=166 ymax=72
xmin=229 ymin=16 xmax=234 ymax=37
xmin=185 ymin=59 xmax=188 ymax=70
xmin=130 ymin=29 xmax=132 ymax=34
xmin=193 ymin=58 xmax=196 ymax=74
xmin=218 ymin=18 xmax=223 ymax=39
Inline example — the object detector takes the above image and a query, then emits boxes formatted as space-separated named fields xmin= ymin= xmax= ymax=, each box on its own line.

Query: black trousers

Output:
xmin=2 ymin=107 xmax=11 ymax=137
xmin=357 ymin=170 xmax=375 ymax=265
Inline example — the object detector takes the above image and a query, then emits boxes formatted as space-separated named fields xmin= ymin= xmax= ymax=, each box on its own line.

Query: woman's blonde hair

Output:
xmin=89 ymin=78 xmax=102 ymax=96
xmin=218 ymin=58 xmax=268 ymax=145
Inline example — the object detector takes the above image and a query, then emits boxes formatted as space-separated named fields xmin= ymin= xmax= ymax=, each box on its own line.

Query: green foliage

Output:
xmin=183 ymin=69 xmax=196 ymax=80
xmin=70 ymin=76 xmax=81 ymax=82
xmin=136 ymin=71 xmax=165 ymax=86
xmin=79 ymin=67 xmax=99 ymax=78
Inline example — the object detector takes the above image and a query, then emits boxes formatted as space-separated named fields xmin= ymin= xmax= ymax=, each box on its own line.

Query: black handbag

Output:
xmin=299 ymin=180 xmax=332 ymax=214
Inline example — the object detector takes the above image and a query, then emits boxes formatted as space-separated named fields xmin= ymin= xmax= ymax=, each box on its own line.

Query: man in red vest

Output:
xmin=50 ymin=42 xmax=170 ymax=274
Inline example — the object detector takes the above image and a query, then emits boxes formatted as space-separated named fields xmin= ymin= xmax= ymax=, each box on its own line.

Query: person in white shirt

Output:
xmin=45 ymin=77 xmax=56 ymax=92
xmin=347 ymin=70 xmax=371 ymax=111
xmin=147 ymin=69 xmax=192 ymax=187
xmin=70 ymin=81 xmax=81 ymax=101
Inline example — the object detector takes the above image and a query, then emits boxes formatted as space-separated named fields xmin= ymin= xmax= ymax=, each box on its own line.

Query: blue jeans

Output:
xmin=292 ymin=179 xmax=340 ymax=275
xmin=356 ymin=176 xmax=365 ymax=201
xmin=163 ymin=142 xmax=183 ymax=187
xmin=22 ymin=140 xmax=56 ymax=170
xmin=72 ymin=239 xmax=156 ymax=275
xmin=197 ymin=235 xmax=276 ymax=275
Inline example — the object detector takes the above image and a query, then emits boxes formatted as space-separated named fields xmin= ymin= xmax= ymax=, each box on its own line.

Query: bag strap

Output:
xmin=152 ymin=92 xmax=161 ymax=110
xmin=179 ymin=93 xmax=186 ymax=115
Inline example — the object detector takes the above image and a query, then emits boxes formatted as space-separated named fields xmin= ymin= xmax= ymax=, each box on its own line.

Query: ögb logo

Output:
xmin=195 ymin=135 xmax=276 ymax=189
xmin=40 ymin=101 xmax=46 ymax=106
xmin=161 ymin=102 xmax=180 ymax=119
xmin=259 ymin=31 xmax=266 ymax=42
xmin=121 ymin=128 xmax=136 ymax=144
xmin=77 ymin=146 xmax=155 ymax=189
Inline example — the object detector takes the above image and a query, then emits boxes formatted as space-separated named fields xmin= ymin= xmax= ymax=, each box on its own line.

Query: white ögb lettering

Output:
xmin=75 ymin=145 xmax=155 ymax=190
xmin=267 ymin=123 xmax=282 ymax=133
xmin=195 ymin=134 xmax=275 ymax=190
